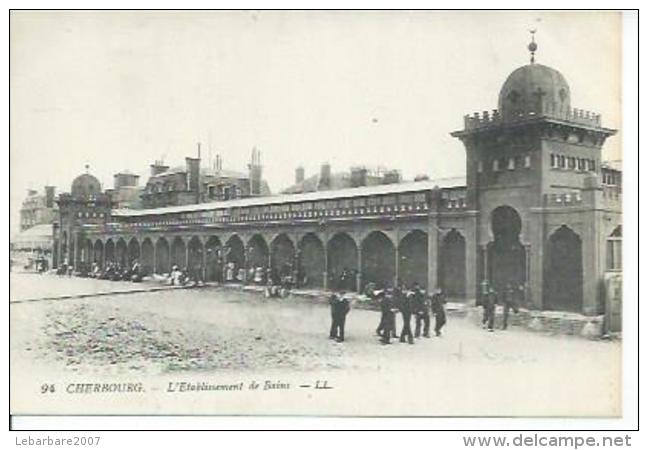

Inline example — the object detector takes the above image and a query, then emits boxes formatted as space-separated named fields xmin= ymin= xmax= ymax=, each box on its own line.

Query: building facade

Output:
xmin=19 ymin=186 xmax=57 ymax=231
xmin=53 ymin=48 xmax=622 ymax=316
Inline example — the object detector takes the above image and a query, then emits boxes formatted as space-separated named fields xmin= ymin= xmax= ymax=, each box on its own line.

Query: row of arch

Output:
xmin=79 ymin=229 xmax=467 ymax=294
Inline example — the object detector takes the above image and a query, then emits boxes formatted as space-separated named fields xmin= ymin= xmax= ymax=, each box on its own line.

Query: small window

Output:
xmin=477 ymin=161 xmax=483 ymax=173
xmin=568 ymin=157 xmax=576 ymax=170
xmin=560 ymin=156 xmax=566 ymax=169
xmin=524 ymin=154 xmax=531 ymax=168
xmin=508 ymin=157 xmax=515 ymax=170
xmin=492 ymin=159 xmax=500 ymax=172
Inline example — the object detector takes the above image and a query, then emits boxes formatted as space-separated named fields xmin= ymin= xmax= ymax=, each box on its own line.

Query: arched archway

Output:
xmin=83 ymin=239 xmax=93 ymax=264
xmin=224 ymin=235 xmax=245 ymax=282
xmin=247 ymin=234 xmax=269 ymax=270
xmin=299 ymin=233 xmax=325 ymax=288
xmin=115 ymin=238 xmax=128 ymax=267
xmin=93 ymin=240 xmax=104 ymax=265
xmin=205 ymin=236 xmax=223 ymax=282
xmin=271 ymin=234 xmax=295 ymax=278
xmin=361 ymin=231 xmax=396 ymax=289
xmin=155 ymin=238 xmax=170 ymax=273
xmin=188 ymin=237 xmax=204 ymax=278
xmin=398 ymin=230 xmax=428 ymax=289
xmin=487 ymin=206 xmax=526 ymax=292
xmin=327 ymin=232 xmax=358 ymax=291
xmin=439 ymin=229 xmax=466 ymax=297
xmin=544 ymin=225 xmax=583 ymax=312
xmin=105 ymin=239 xmax=115 ymax=264
xmin=128 ymin=238 xmax=140 ymax=265
xmin=171 ymin=237 xmax=186 ymax=268
xmin=141 ymin=238 xmax=154 ymax=275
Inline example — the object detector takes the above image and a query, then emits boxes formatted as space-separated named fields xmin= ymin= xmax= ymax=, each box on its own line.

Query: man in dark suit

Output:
xmin=482 ymin=287 xmax=497 ymax=332
xmin=431 ymin=287 xmax=447 ymax=336
xmin=399 ymin=288 xmax=415 ymax=344
xmin=413 ymin=283 xmax=431 ymax=338
xmin=329 ymin=289 xmax=351 ymax=343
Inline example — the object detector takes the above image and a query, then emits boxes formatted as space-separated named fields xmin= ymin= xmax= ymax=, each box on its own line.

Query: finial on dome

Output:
xmin=84 ymin=163 xmax=90 ymax=174
xmin=528 ymin=28 xmax=538 ymax=64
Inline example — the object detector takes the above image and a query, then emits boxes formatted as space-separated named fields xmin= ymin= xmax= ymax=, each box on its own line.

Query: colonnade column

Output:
xmin=464 ymin=212 xmax=478 ymax=303
xmin=427 ymin=214 xmax=439 ymax=292
xmin=356 ymin=246 xmax=362 ymax=293
xmin=323 ymin=243 xmax=328 ymax=290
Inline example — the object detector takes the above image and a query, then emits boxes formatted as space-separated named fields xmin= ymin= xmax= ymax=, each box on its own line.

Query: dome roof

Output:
xmin=71 ymin=173 xmax=102 ymax=197
xmin=498 ymin=63 xmax=570 ymax=122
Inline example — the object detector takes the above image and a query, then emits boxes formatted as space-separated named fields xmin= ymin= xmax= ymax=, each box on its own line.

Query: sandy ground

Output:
xmin=10 ymin=273 xmax=622 ymax=417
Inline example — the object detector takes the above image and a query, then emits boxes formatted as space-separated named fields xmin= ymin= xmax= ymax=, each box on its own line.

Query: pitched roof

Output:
xmin=113 ymin=176 xmax=466 ymax=217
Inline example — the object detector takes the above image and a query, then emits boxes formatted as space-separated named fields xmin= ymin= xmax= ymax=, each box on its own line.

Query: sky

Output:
xmin=10 ymin=11 xmax=622 ymax=233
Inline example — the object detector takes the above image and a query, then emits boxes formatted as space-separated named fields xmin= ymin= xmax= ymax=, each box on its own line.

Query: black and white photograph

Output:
xmin=8 ymin=9 xmax=632 ymax=427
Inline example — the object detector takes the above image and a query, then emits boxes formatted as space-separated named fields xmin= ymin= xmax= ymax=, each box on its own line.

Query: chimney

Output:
xmin=318 ymin=163 xmax=331 ymax=190
xmin=186 ymin=156 xmax=201 ymax=203
xmin=382 ymin=169 xmax=401 ymax=185
xmin=150 ymin=160 xmax=169 ymax=176
xmin=248 ymin=147 xmax=262 ymax=196
xmin=44 ymin=186 xmax=56 ymax=208
xmin=350 ymin=166 xmax=368 ymax=188
xmin=295 ymin=166 xmax=305 ymax=184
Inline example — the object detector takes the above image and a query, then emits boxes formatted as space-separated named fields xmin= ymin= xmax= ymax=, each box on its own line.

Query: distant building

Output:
xmin=282 ymin=163 xmax=402 ymax=194
xmin=106 ymin=170 xmax=143 ymax=209
xmin=140 ymin=148 xmax=270 ymax=209
xmin=18 ymin=186 xmax=57 ymax=231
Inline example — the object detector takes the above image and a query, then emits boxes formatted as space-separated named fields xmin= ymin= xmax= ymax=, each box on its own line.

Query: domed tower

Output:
xmin=54 ymin=166 xmax=113 ymax=271
xmin=451 ymin=34 xmax=617 ymax=315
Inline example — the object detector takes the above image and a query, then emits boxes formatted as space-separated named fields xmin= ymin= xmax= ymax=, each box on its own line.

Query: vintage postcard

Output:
xmin=9 ymin=10 xmax=624 ymax=419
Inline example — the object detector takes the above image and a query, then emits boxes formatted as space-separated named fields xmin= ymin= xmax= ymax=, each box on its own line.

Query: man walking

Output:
xmin=399 ymin=288 xmax=415 ymax=344
xmin=413 ymin=283 xmax=431 ymax=338
xmin=378 ymin=290 xmax=396 ymax=344
xmin=329 ymin=289 xmax=351 ymax=343
xmin=482 ymin=287 xmax=497 ymax=332
xmin=501 ymin=283 xmax=520 ymax=330
xmin=431 ymin=287 xmax=447 ymax=336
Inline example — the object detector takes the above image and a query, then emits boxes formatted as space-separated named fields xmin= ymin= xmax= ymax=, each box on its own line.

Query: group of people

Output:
xmin=479 ymin=281 xmax=524 ymax=331
xmin=328 ymin=282 xmax=447 ymax=345
xmin=84 ymin=260 xmax=143 ymax=282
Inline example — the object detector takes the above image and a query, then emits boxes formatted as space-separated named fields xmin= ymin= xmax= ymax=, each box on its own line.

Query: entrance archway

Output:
xmin=487 ymin=206 xmax=526 ymax=292
xmin=128 ymin=238 xmax=140 ymax=265
xmin=105 ymin=239 xmax=115 ymax=264
xmin=271 ymin=234 xmax=295 ymax=278
xmin=439 ymin=229 xmax=466 ymax=297
xmin=155 ymin=238 xmax=170 ymax=273
xmin=188 ymin=237 xmax=204 ymax=278
xmin=93 ymin=240 xmax=104 ymax=265
xmin=544 ymin=225 xmax=583 ymax=312
xmin=115 ymin=238 xmax=127 ymax=266
xmin=361 ymin=231 xmax=396 ymax=289
xmin=327 ymin=232 xmax=358 ymax=291
xmin=141 ymin=238 xmax=154 ymax=275
xmin=224 ymin=235 xmax=245 ymax=281
xmin=171 ymin=237 xmax=186 ymax=268
xmin=205 ymin=236 xmax=223 ymax=282
xmin=299 ymin=233 xmax=325 ymax=288
xmin=247 ymin=234 xmax=269 ymax=269
xmin=398 ymin=230 xmax=428 ymax=289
